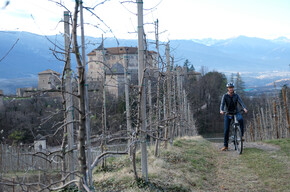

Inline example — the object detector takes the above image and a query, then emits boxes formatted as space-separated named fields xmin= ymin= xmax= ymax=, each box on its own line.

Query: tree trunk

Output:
xmin=176 ymin=68 xmax=182 ymax=137
xmin=64 ymin=10 xmax=75 ymax=183
xmin=154 ymin=19 xmax=161 ymax=157
xmin=124 ymin=50 xmax=132 ymax=147
xmin=137 ymin=0 xmax=148 ymax=181
xmin=101 ymin=38 xmax=107 ymax=169
xmin=164 ymin=43 xmax=171 ymax=149
xmin=72 ymin=2 xmax=87 ymax=189
xmin=171 ymin=65 xmax=177 ymax=144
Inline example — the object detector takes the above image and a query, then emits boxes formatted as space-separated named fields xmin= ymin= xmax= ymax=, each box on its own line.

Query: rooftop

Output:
xmin=88 ymin=46 xmax=156 ymax=56
xmin=38 ymin=69 xmax=61 ymax=76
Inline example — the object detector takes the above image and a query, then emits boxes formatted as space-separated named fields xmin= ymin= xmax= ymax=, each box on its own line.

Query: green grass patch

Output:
xmin=3 ymin=97 xmax=31 ymax=101
xmin=93 ymin=136 xmax=218 ymax=191
xmin=264 ymin=138 xmax=290 ymax=156
xmin=242 ymin=147 xmax=290 ymax=191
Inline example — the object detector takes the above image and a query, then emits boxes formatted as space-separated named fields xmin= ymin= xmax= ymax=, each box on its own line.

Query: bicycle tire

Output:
xmin=235 ymin=126 xmax=243 ymax=154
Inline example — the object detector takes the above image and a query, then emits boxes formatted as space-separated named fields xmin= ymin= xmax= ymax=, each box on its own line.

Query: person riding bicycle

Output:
xmin=220 ymin=82 xmax=248 ymax=151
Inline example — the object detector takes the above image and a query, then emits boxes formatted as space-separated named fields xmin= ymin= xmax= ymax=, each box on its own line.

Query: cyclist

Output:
xmin=220 ymin=82 xmax=248 ymax=151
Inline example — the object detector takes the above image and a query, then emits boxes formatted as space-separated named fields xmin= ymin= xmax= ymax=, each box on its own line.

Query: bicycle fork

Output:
xmin=233 ymin=115 xmax=239 ymax=148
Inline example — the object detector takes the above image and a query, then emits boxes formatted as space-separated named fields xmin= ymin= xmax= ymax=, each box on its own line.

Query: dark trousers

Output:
xmin=224 ymin=113 xmax=244 ymax=147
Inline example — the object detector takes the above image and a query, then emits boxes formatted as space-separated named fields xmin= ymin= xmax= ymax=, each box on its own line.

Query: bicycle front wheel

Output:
xmin=234 ymin=126 xmax=243 ymax=154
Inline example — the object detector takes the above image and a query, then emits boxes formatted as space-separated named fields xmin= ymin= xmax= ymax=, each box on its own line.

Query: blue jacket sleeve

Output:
xmin=237 ymin=94 xmax=247 ymax=109
xmin=220 ymin=94 xmax=225 ymax=112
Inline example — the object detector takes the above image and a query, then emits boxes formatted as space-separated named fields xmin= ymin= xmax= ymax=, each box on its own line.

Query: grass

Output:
xmin=3 ymin=137 xmax=289 ymax=191
xmin=93 ymin=136 xmax=218 ymax=191
xmin=264 ymin=138 xmax=290 ymax=156
xmin=241 ymin=138 xmax=290 ymax=192
xmin=92 ymin=137 xmax=290 ymax=191
xmin=3 ymin=96 xmax=31 ymax=100
xmin=3 ymin=169 xmax=61 ymax=178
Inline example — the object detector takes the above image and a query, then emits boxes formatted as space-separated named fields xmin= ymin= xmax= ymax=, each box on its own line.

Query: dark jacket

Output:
xmin=220 ymin=92 xmax=247 ymax=113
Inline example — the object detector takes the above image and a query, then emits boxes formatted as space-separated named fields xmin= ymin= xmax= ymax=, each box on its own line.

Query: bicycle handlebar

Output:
xmin=223 ymin=109 xmax=245 ymax=115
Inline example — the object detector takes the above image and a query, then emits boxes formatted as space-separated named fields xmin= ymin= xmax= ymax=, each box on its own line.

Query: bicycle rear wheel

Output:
xmin=234 ymin=126 xmax=243 ymax=154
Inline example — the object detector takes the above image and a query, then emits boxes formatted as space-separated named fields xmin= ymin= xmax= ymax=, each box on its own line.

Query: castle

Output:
xmin=87 ymin=45 xmax=158 ymax=97
xmin=12 ymin=45 xmax=200 ymax=98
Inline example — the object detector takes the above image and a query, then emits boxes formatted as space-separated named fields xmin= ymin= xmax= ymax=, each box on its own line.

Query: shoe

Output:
xmin=221 ymin=147 xmax=228 ymax=151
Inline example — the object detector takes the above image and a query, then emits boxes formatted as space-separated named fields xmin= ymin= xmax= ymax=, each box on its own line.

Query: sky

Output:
xmin=1 ymin=0 xmax=290 ymax=41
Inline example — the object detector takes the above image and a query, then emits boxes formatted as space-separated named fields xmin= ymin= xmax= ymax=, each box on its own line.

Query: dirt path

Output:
xmin=211 ymin=141 xmax=281 ymax=192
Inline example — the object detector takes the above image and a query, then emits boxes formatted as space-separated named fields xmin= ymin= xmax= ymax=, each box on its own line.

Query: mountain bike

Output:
xmin=227 ymin=110 xmax=244 ymax=154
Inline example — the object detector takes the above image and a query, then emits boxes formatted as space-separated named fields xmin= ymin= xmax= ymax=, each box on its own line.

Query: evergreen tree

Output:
xmin=235 ymin=72 xmax=245 ymax=96
xmin=229 ymin=73 xmax=234 ymax=83
xmin=183 ymin=59 xmax=190 ymax=72
xmin=189 ymin=64 xmax=195 ymax=71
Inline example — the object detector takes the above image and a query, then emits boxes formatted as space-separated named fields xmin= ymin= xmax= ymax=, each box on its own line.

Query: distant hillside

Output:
xmin=266 ymin=79 xmax=290 ymax=87
xmin=0 ymin=31 xmax=289 ymax=94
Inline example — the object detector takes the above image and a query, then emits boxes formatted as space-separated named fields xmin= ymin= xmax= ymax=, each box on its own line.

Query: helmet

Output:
xmin=226 ymin=82 xmax=234 ymax=88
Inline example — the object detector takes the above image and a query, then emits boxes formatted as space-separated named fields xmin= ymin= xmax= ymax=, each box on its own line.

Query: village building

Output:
xmin=16 ymin=87 xmax=34 ymax=97
xmin=38 ymin=69 xmax=61 ymax=90
xmin=87 ymin=45 xmax=158 ymax=97
xmin=34 ymin=134 xmax=47 ymax=152
xmin=16 ymin=69 xmax=62 ymax=97
xmin=181 ymin=66 xmax=202 ymax=81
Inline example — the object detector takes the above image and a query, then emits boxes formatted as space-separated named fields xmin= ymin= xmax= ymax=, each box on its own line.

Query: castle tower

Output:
xmin=38 ymin=69 xmax=61 ymax=90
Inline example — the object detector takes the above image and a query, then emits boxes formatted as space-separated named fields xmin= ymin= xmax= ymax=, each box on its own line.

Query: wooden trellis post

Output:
xmin=256 ymin=113 xmax=263 ymax=140
xmin=282 ymin=88 xmax=290 ymax=136
xmin=273 ymin=101 xmax=279 ymax=139
xmin=249 ymin=122 xmax=254 ymax=141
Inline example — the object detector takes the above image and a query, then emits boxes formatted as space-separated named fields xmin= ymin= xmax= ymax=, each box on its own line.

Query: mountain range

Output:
xmin=0 ymin=31 xmax=289 ymax=94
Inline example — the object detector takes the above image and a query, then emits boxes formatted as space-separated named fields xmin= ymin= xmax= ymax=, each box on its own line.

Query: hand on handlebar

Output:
xmin=244 ymin=108 xmax=248 ymax=114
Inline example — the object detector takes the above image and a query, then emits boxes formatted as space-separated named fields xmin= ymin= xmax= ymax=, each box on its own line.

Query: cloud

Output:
xmin=7 ymin=9 xmax=30 ymax=18
xmin=0 ymin=77 xmax=38 ymax=94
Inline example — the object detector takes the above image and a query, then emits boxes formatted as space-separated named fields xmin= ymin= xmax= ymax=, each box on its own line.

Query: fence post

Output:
xmin=249 ymin=123 xmax=254 ymax=141
xmin=282 ymin=88 xmax=290 ymax=136
xmin=256 ymin=114 xmax=263 ymax=140
xmin=273 ymin=101 xmax=279 ymax=139
xmin=12 ymin=178 xmax=15 ymax=192
xmin=0 ymin=144 xmax=2 ymax=173
xmin=17 ymin=146 xmax=20 ymax=171
xmin=38 ymin=170 xmax=41 ymax=190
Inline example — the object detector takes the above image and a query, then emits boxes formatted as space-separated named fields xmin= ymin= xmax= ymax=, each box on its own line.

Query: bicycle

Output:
xmin=227 ymin=110 xmax=244 ymax=154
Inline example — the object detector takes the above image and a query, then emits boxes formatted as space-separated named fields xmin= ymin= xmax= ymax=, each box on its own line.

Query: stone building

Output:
xmin=87 ymin=45 xmax=157 ymax=97
xmin=175 ymin=66 xmax=202 ymax=84
xmin=38 ymin=69 xmax=61 ymax=90
xmin=34 ymin=134 xmax=47 ymax=152
xmin=17 ymin=87 xmax=34 ymax=97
